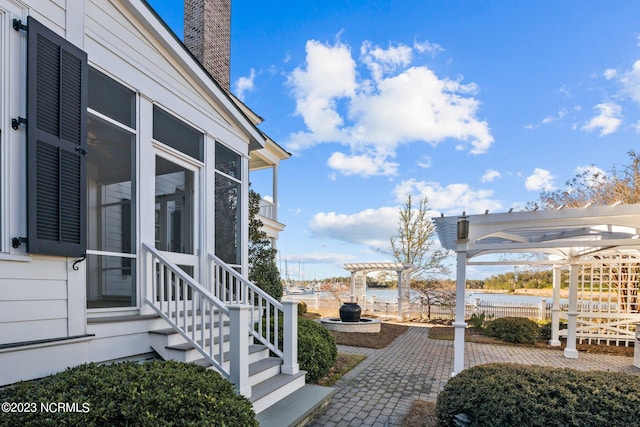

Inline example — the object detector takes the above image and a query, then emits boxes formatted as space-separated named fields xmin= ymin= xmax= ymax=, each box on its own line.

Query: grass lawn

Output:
xmin=302 ymin=313 xmax=410 ymax=386
xmin=316 ymin=353 xmax=367 ymax=386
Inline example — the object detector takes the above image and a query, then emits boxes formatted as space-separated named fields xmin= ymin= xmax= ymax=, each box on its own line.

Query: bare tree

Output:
xmin=389 ymin=195 xmax=452 ymax=318
xmin=539 ymin=150 xmax=640 ymax=209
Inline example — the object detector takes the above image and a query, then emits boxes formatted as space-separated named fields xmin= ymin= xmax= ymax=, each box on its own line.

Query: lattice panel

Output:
xmin=579 ymin=255 xmax=640 ymax=314
xmin=574 ymin=255 xmax=640 ymax=345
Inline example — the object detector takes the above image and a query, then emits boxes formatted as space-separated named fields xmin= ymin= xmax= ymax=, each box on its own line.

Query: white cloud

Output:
xmin=234 ymin=69 xmax=256 ymax=100
xmin=361 ymin=41 xmax=413 ymax=82
xmin=349 ymin=67 xmax=493 ymax=154
xmin=525 ymin=108 xmax=568 ymax=129
xmin=286 ymin=40 xmax=357 ymax=151
xmin=327 ymin=152 xmax=398 ymax=176
xmin=286 ymin=38 xmax=493 ymax=176
xmin=525 ymin=168 xmax=556 ymax=192
xmin=542 ymin=108 xmax=568 ymax=124
xmin=417 ymin=155 xmax=432 ymax=169
xmin=392 ymin=179 xmax=502 ymax=215
xmin=619 ymin=60 xmax=640 ymax=103
xmin=309 ymin=207 xmax=399 ymax=249
xmin=581 ymin=102 xmax=622 ymax=136
xmin=481 ymin=169 xmax=501 ymax=183
xmin=603 ymin=68 xmax=617 ymax=80
xmin=292 ymin=251 xmax=356 ymax=266
xmin=413 ymin=39 xmax=444 ymax=56
xmin=574 ymin=165 xmax=608 ymax=185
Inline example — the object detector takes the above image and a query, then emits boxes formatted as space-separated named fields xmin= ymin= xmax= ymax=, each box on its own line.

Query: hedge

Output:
xmin=297 ymin=318 xmax=338 ymax=383
xmin=484 ymin=316 xmax=540 ymax=344
xmin=269 ymin=317 xmax=338 ymax=383
xmin=436 ymin=363 xmax=640 ymax=427
xmin=0 ymin=360 xmax=257 ymax=427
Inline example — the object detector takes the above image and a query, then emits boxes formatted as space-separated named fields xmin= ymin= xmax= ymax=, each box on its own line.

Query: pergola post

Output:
xmin=396 ymin=268 xmax=412 ymax=321
xmin=397 ymin=270 xmax=403 ymax=322
xmin=349 ymin=271 xmax=356 ymax=304
xmin=452 ymin=248 xmax=467 ymax=376
xmin=549 ymin=265 xmax=562 ymax=346
xmin=564 ymin=263 xmax=579 ymax=358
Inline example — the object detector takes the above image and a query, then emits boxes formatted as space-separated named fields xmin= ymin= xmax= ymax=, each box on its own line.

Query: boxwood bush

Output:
xmin=484 ymin=316 xmax=539 ymax=344
xmin=270 ymin=317 xmax=338 ymax=383
xmin=0 ymin=360 xmax=257 ymax=427
xmin=298 ymin=318 xmax=338 ymax=383
xmin=436 ymin=363 xmax=640 ymax=427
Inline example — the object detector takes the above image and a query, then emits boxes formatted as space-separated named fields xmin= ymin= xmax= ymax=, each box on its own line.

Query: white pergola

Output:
xmin=433 ymin=203 xmax=640 ymax=376
xmin=344 ymin=262 xmax=414 ymax=321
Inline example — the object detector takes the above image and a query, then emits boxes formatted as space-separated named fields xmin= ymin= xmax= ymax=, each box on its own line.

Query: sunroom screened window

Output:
xmin=215 ymin=142 xmax=241 ymax=265
xmin=86 ymin=69 xmax=137 ymax=309
xmin=88 ymin=68 xmax=136 ymax=128
xmin=153 ymin=106 xmax=203 ymax=161
xmin=214 ymin=142 xmax=241 ymax=179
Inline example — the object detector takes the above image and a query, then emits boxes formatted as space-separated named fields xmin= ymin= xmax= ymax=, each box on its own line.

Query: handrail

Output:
xmin=143 ymin=243 xmax=230 ymax=377
xmin=208 ymin=253 xmax=285 ymax=358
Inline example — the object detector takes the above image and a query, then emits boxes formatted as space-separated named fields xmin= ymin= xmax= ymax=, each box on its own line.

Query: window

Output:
xmin=86 ymin=70 xmax=137 ymax=309
xmin=215 ymin=142 xmax=241 ymax=265
xmin=88 ymin=67 xmax=136 ymax=128
xmin=155 ymin=156 xmax=194 ymax=254
xmin=153 ymin=106 xmax=203 ymax=161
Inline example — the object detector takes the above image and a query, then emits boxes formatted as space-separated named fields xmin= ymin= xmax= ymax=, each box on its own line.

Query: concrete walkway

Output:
xmin=307 ymin=326 xmax=640 ymax=427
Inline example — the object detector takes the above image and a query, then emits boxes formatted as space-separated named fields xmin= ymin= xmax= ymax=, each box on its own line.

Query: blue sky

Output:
xmin=148 ymin=0 xmax=640 ymax=280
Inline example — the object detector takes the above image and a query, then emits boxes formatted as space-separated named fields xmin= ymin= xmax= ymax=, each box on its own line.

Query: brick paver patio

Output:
xmin=307 ymin=325 xmax=639 ymax=427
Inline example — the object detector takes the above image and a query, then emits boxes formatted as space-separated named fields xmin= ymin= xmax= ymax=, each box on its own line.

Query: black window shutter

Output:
xmin=26 ymin=16 xmax=87 ymax=257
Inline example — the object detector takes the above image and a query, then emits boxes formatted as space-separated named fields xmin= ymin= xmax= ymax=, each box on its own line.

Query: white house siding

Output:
xmin=0 ymin=0 xmax=258 ymax=385
xmin=0 ymin=258 xmax=68 ymax=344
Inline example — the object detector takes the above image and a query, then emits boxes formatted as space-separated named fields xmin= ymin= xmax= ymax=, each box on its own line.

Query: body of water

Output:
xmin=304 ymin=289 xmax=559 ymax=304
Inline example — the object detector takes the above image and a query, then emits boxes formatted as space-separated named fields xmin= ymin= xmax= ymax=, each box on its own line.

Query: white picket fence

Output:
xmin=285 ymin=293 xmax=640 ymax=346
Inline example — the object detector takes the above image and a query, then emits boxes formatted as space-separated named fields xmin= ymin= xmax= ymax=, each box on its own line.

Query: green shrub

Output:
xmin=298 ymin=318 xmax=337 ymax=383
xmin=436 ymin=363 xmax=640 ymax=427
xmin=298 ymin=301 xmax=308 ymax=315
xmin=467 ymin=311 xmax=492 ymax=333
xmin=484 ymin=316 xmax=539 ymax=344
xmin=0 ymin=360 xmax=257 ymax=427
xmin=268 ymin=316 xmax=337 ymax=383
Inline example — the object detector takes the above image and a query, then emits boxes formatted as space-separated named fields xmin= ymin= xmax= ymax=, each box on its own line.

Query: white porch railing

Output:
xmin=258 ymin=199 xmax=275 ymax=220
xmin=208 ymin=253 xmax=299 ymax=374
xmin=142 ymin=243 xmax=252 ymax=396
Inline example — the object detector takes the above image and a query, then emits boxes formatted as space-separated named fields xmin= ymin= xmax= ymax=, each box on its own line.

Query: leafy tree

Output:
xmin=538 ymin=150 xmax=640 ymax=208
xmin=248 ymin=189 xmax=283 ymax=300
xmin=389 ymin=195 xmax=451 ymax=318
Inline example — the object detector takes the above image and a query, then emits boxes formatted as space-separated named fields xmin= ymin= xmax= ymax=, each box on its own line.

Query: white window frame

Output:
xmin=85 ymin=67 xmax=140 ymax=312
xmin=1 ymin=2 xmax=27 ymax=256
xmin=214 ymin=141 xmax=244 ymax=270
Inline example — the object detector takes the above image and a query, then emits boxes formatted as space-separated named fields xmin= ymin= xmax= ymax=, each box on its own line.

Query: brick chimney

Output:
xmin=184 ymin=0 xmax=231 ymax=91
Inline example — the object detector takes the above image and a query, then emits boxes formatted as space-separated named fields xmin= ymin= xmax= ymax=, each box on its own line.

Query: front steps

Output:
xmin=149 ymin=323 xmax=306 ymax=414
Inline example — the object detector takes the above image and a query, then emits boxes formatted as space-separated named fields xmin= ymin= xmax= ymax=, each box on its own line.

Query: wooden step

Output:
xmin=191 ymin=344 xmax=269 ymax=368
xmin=250 ymin=371 xmax=307 ymax=414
